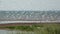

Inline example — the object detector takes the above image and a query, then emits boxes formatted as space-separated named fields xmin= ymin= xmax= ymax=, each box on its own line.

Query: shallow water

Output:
xmin=0 ymin=30 xmax=35 ymax=34
xmin=0 ymin=21 xmax=60 ymax=24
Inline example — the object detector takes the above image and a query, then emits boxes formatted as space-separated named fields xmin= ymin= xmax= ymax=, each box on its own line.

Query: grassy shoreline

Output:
xmin=0 ymin=23 xmax=60 ymax=34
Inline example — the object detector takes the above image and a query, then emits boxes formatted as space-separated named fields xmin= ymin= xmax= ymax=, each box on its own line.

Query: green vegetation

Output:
xmin=0 ymin=23 xmax=60 ymax=34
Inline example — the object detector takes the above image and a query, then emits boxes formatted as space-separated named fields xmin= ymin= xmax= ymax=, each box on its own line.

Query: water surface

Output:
xmin=0 ymin=30 xmax=34 ymax=34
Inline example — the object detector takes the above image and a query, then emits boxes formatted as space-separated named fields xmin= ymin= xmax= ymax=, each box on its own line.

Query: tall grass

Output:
xmin=0 ymin=23 xmax=60 ymax=34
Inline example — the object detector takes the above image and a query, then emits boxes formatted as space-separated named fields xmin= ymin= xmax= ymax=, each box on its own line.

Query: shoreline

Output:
xmin=0 ymin=23 xmax=60 ymax=31
xmin=0 ymin=21 xmax=60 ymax=24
